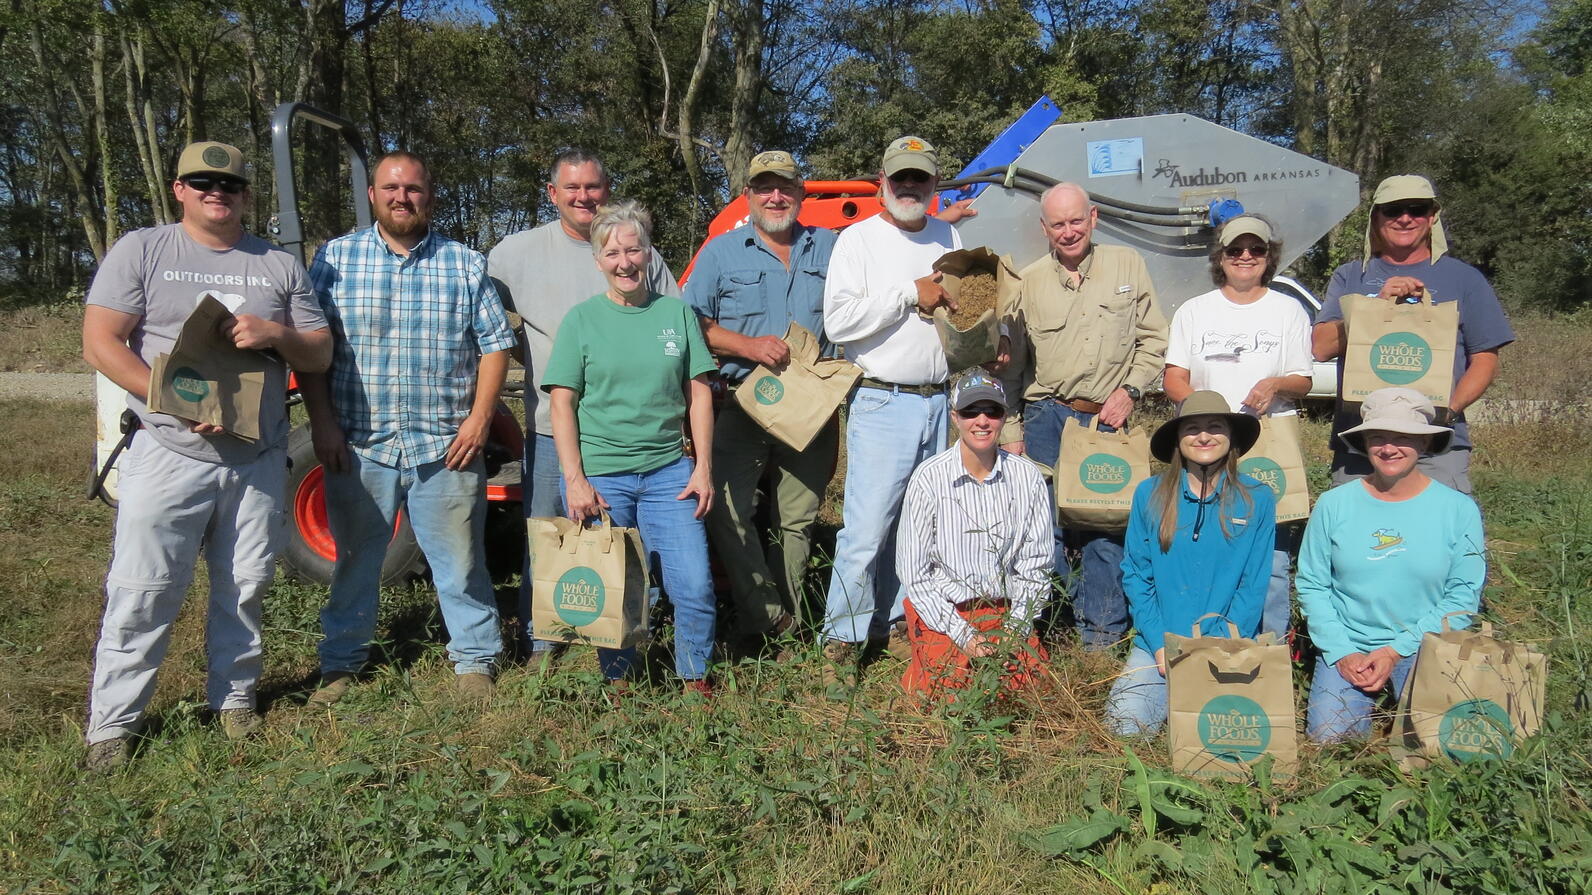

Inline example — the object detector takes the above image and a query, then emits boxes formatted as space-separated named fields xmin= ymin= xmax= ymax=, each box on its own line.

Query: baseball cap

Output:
xmin=950 ymin=369 xmax=1007 ymax=411
xmin=748 ymin=150 xmax=799 ymax=181
xmin=176 ymin=141 xmax=249 ymax=184
xmin=882 ymin=136 xmax=938 ymax=178
xmin=1218 ymin=215 xmax=1273 ymax=246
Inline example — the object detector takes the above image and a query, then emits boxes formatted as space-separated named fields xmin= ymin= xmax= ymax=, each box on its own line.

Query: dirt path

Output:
xmin=0 ymin=372 xmax=95 ymax=402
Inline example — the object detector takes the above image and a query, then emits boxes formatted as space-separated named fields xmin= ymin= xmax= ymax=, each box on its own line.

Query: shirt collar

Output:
xmin=369 ymin=222 xmax=435 ymax=260
xmin=954 ymin=449 xmax=1007 ymax=486
xmin=1050 ymin=244 xmax=1097 ymax=288
xmin=744 ymin=223 xmax=812 ymax=259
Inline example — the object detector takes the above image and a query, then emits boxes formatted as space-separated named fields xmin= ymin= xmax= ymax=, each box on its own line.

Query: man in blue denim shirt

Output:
xmin=685 ymin=151 xmax=838 ymax=655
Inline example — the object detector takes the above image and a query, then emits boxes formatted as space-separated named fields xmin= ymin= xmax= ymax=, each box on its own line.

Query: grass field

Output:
xmin=0 ymin=310 xmax=1589 ymax=892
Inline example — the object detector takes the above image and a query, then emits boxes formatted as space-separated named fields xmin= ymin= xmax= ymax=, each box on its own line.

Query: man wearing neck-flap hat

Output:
xmin=1311 ymin=175 xmax=1514 ymax=494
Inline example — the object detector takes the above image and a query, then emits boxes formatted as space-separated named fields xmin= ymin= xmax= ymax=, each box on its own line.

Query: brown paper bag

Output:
xmin=1238 ymin=414 xmax=1310 ymax=523
xmin=1341 ymin=290 xmax=1458 ymax=407
xmin=529 ymin=512 xmax=649 ymax=649
xmin=734 ymin=322 xmax=862 ymax=451
xmin=928 ymin=247 xmax=1020 ymax=372
xmin=1053 ymin=416 xmax=1149 ymax=532
xmin=1165 ymin=614 xmax=1298 ymax=779
xmin=146 ymin=294 xmax=269 ymax=441
xmin=1393 ymin=613 xmax=1547 ymax=765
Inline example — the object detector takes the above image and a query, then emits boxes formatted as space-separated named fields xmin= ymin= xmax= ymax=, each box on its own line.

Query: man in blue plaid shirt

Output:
xmin=300 ymin=151 xmax=517 ymax=706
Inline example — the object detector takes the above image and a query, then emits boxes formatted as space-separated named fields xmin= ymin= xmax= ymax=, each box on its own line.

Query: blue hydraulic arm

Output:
xmin=938 ymin=96 xmax=1062 ymax=205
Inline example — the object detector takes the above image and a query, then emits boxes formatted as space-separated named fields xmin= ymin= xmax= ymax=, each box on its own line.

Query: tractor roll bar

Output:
xmin=269 ymin=102 xmax=371 ymax=267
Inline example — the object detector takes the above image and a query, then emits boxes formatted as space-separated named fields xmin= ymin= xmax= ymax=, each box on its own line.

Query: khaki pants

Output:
xmin=706 ymin=398 xmax=839 ymax=636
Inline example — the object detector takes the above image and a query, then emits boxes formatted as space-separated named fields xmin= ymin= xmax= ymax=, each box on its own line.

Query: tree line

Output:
xmin=2 ymin=0 xmax=1588 ymax=310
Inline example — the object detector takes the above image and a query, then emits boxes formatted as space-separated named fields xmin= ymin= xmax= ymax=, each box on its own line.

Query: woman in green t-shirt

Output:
xmin=542 ymin=200 xmax=720 ymax=693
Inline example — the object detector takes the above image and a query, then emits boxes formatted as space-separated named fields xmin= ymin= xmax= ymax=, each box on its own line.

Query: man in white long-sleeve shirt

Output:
xmin=820 ymin=135 xmax=962 ymax=678
xmin=897 ymin=370 xmax=1052 ymax=700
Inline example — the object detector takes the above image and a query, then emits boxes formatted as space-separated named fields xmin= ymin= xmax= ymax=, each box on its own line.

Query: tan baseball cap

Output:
xmin=748 ymin=150 xmax=799 ymax=181
xmin=1218 ymin=215 xmax=1274 ymax=246
xmin=177 ymin=141 xmax=249 ymax=184
xmin=1362 ymin=174 xmax=1446 ymax=267
xmin=882 ymin=136 xmax=938 ymax=177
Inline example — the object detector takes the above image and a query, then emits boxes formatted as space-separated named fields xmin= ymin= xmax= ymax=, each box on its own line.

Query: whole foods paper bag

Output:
xmin=1054 ymin=416 xmax=1149 ymax=532
xmin=1341 ymin=290 xmax=1458 ymax=407
xmin=1165 ymin=614 xmax=1297 ymax=779
xmin=734 ymin=322 xmax=861 ymax=451
xmin=928 ymin=247 xmax=1020 ymax=372
xmin=1238 ymin=414 xmax=1310 ymax=523
xmin=1394 ymin=613 xmax=1547 ymax=765
xmin=529 ymin=513 xmax=649 ymax=649
xmin=146 ymin=294 xmax=270 ymax=441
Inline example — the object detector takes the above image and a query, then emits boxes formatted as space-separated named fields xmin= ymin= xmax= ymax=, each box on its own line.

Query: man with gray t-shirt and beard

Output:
xmin=80 ymin=141 xmax=332 ymax=771
xmin=487 ymin=149 xmax=680 ymax=655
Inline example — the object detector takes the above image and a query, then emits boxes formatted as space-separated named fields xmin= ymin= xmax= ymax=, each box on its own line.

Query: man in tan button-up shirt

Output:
xmin=1002 ymin=182 xmax=1167 ymax=649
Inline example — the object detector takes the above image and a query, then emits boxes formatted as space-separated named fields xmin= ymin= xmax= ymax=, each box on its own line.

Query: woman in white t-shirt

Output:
xmin=1163 ymin=214 xmax=1313 ymax=636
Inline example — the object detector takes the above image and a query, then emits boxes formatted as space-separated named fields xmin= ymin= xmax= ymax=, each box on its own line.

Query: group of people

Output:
xmin=78 ymin=134 xmax=1511 ymax=773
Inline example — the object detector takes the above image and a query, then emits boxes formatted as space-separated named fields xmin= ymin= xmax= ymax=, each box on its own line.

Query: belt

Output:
xmin=1057 ymin=396 xmax=1103 ymax=414
xmin=859 ymin=377 xmax=945 ymax=397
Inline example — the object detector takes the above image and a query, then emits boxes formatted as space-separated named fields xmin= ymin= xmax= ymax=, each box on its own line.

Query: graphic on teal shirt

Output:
xmin=1371 ymin=528 xmax=1403 ymax=550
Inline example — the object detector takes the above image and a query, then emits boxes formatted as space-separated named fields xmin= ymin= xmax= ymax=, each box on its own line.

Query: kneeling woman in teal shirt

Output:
xmin=1108 ymin=392 xmax=1276 ymax=735
xmin=1297 ymin=388 xmax=1484 ymax=741
xmin=543 ymin=200 xmax=720 ymax=692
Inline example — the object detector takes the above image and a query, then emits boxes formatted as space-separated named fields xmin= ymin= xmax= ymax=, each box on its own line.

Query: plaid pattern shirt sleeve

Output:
xmin=314 ymin=226 xmax=516 ymax=468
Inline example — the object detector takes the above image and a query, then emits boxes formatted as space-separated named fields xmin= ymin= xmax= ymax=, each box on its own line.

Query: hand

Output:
xmin=936 ymin=198 xmax=978 ymax=224
xmin=965 ymin=633 xmax=997 ymax=659
xmin=190 ymin=421 xmax=226 ymax=435
xmin=676 ymin=461 xmax=714 ymax=519
xmin=1099 ymin=387 xmax=1135 ymax=429
xmin=745 ymin=335 xmax=791 ymax=369
xmin=1377 ymin=276 xmax=1426 ymax=301
xmin=1240 ymin=378 xmax=1281 ymax=415
xmin=222 ymin=313 xmax=283 ymax=351
xmin=982 ymin=335 xmax=1011 ymax=375
xmin=444 ymin=411 xmax=490 ymax=470
xmin=1004 ymin=440 xmax=1026 ymax=456
xmin=1335 ymin=652 xmax=1376 ymax=690
xmin=914 ymin=273 xmax=956 ymax=315
xmin=309 ymin=418 xmax=352 ymax=474
xmin=1357 ymin=646 xmax=1401 ymax=693
xmin=1155 ymin=647 xmax=1167 ymax=677
xmin=563 ymin=475 xmax=609 ymax=522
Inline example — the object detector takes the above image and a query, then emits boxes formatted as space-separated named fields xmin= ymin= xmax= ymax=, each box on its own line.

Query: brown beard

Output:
xmin=376 ymin=202 xmax=430 ymax=239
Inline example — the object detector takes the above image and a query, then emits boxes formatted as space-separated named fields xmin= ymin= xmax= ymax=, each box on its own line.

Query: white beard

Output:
xmin=882 ymin=180 xmax=927 ymax=223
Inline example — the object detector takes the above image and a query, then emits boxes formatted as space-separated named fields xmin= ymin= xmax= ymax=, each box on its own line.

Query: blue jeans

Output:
xmin=1022 ymin=398 xmax=1130 ymax=648
xmin=1105 ymin=646 xmax=1168 ymax=735
xmin=567 ymin=456 xmax=715 ymax=681
xmin=823 ymin=387 xmax=949 ymax=643
xmin=322 ymin=453 xmax=501 ymax=675
xmin=1306 ymin=652 xmax=1417 ymax=742
xmin=1263 ymin=524 xmax=1302 ymax=638
xmin=520 ymin=431 xmax=565 ymax=652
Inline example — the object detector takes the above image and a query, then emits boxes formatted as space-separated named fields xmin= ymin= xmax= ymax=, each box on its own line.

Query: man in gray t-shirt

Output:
xmin=486 ymin=149 xmax=679 ymax=650
xmin=80 ymin=141 xmax=332 ymax=771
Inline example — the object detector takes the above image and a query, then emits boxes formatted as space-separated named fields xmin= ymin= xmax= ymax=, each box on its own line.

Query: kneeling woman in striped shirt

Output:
xmin=1107 ymin=391 xmax=1276 ymax=734
xmin=895 ymin=370 xmax=1054 ymax=702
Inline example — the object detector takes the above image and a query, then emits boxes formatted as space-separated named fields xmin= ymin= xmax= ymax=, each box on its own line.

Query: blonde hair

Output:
xmin=589 ymin=199 xmax=653 ymax=257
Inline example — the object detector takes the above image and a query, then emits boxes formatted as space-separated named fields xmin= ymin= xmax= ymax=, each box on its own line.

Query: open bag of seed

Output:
xmin=925 ymin=247 xmax=1020 ymax=371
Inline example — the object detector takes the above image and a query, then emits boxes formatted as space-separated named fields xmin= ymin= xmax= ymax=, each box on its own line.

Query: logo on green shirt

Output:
xmin=1238 ymin=457 xmax=1286 ymax=497
xmin=1438 ymin=698 xmax=1514 ymax=761
xmin=171 ymin=367 xmax=211 ymax=403
xmin=1079 ymin=453 xmax=1131 ymax=493
xmin=753 ymin=375 xmax=784 ymax=405
xmin=554 ymin=567 xmax=605 ymax=627
xmin=1369 ymin=332 xmax=1432 ymax=384
xmin=1197 ymin=694 xmax=1271 ymax=763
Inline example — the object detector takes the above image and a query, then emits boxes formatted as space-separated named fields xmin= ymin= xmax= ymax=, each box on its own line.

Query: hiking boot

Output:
xmin=85 ymin=737 xmax=131 ymax=774
xmin=821 ymin=640 xmax=859 ymax=687
xmin=220 ymin=708 xmax=263 ymax=741
xmin=885 ymin=621 xmax=914 ymax=662
xmin=729 ymin=612 xmax=796 ymax=661
xmin=457 ymin=671 xmax=496 ymax=703
xmin=306 ymin=671 xmax=357 ymax=707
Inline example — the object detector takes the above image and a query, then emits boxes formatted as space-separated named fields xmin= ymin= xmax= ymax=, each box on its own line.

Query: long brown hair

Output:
xmin=1149 ymin=442 xmax=1254 ymax=552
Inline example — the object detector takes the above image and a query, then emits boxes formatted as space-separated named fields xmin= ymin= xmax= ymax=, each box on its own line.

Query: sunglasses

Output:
xmin=182 ymin=175 xmax=246 ymax=195
xmin=1223 ymin=243 xmax=1268 ymax=259
xmin=1376 ymin=202 xmax=1434 ymax=219
xmin=956 ymin=405 xmax=1006 ymax=420
xmin=888 ymin=170 xmax=932 ymax=184
xmin=748 ymin=181 xmax=800 ymax=197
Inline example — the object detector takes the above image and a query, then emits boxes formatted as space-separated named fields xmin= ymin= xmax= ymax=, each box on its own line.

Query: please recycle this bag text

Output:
xmin=1053 ymin=415 xmax=1150 ymax=532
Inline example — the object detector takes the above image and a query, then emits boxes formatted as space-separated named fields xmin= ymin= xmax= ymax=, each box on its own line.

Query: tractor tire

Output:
xmin=279 ymin=424 xmax=427 ymax=587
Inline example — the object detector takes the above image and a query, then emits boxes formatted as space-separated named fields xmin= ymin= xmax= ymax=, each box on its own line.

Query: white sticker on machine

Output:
xmin=1087 ymin=138 xmax=1144 ymax=178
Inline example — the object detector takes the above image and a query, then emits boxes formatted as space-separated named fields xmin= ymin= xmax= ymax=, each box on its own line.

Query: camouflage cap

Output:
xmin=747 ymin=150 xmax=799 ymax=182
xmin=882 ymin=136 xmax=938 ymax=177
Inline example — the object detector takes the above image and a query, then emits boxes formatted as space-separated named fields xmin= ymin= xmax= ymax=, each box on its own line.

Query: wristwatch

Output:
xmin=1121 ymin=384 xmax=1142 ymax=401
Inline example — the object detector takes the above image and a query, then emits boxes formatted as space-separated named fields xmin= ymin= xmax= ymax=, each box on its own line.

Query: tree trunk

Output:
xmin=29 ymin=21 xmax=106 ymax=261
xmin=92 ymin=18 xmax=118 ymax=247
xmin=723 ymin=0 xmax=765 ymax=195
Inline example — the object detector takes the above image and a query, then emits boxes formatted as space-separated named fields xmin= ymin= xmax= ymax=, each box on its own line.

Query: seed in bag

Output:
xmin=946 ymin=272 xmax=999 ymax=330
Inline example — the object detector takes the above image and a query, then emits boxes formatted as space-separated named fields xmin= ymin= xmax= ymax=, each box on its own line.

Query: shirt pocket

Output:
xmin=799 ymin=266 xmax=827 ymax=313
xmin=1096 ymin=292 xmax=1138 ymax=352
xmin=720 ymin=270 xmax=767 ymax=323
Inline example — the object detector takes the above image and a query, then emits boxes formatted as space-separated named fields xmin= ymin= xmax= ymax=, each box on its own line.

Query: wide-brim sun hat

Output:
xmin=1149 ymin=391 xmax=1261 ymax=463
xmin=1340 ymin=387 xmax=1452 ymax=455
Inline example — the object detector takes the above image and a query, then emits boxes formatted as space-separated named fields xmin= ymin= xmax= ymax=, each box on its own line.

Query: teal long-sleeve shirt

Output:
xmin=1120 ymin=470 xmax=1276 ymax=656
xmin=1296 ymin=479 xmax=1484 ymax=665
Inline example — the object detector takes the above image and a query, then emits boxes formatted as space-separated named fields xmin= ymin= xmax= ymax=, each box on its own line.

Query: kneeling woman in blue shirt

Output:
xmin=1107 ymin=391 xmax=1276 ymax=735
xmin=1297 ymin=387 xmax=1484 ymax=741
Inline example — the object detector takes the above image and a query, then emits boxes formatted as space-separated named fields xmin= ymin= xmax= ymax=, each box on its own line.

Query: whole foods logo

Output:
xmin=1197 ymin=694 xmax=1270 ymax=763
xmin=171 ymin=367 xmax=211 ymax=402
xmin=201 ymin=145 xmax=232 ymax=168
xmin=1438 ymin=699 xmax=1514 ymax=761
xmin=1238 ymin=457 xmax=1286 ymax=498
xmin=1369 ymin=333 xmax=1432 ymax=385
xmin=753 ymin=375 xmax=784 ymax=405
xmin=553 ymin=567 xmax=605 ymax=628
xmin=1079 ymin=453 xmax=1131 ymax=494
